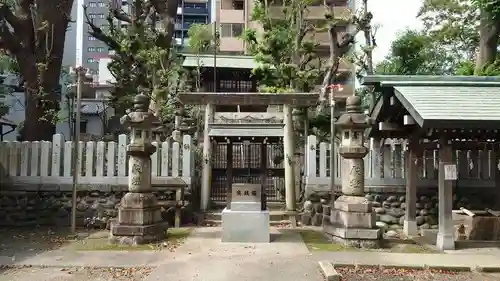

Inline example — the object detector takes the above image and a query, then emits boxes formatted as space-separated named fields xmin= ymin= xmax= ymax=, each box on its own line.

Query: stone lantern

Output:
xmin=110 ymin=93 xmax=168 ymax=245
xmin=323 ymin=95 xmax=381 ymax=248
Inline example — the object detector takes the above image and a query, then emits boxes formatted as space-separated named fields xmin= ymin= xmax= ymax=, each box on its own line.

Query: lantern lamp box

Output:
xmin=222 ymin=183 xmax=270 ymax=243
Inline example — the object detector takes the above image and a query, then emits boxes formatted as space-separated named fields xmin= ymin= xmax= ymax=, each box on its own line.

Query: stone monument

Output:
xmin=323 ymin=96 xmax=381 ymax=248
xmin=222 ymin=183 xmax=270 ymax=243
xmin=110 ymin=93 xmax=168 ymax=245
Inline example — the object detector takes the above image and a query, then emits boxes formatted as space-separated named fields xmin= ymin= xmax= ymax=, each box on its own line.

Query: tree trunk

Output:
xmin=475 ymin=11 xmax=500 ymax=74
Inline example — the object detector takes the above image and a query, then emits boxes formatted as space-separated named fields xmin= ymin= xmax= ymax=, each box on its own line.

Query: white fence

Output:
xmin=305 ymin=135 xmax=497 ymax=190
xmin=0 ymin=134 xmax=194 ymax=187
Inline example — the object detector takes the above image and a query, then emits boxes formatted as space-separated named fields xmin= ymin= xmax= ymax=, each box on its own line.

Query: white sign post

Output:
xmin=444 ymin=164 xmax=457 ymax=181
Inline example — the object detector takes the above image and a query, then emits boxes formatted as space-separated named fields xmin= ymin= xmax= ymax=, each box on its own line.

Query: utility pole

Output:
xmin=70 ymin=66 xmax=88 ymax=234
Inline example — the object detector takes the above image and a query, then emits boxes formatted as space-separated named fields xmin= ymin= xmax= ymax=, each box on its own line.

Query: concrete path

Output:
xmin=145 ymin=227 xmax=323 ymax=281
xmin=312 ymin=251 xmax=500 ymax=271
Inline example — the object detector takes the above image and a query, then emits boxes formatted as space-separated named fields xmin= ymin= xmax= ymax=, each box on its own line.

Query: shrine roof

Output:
xmin=363 ymin=75 xmax=500 ymax=139
xmin=178 ymin=92 xmax=319 ymax=106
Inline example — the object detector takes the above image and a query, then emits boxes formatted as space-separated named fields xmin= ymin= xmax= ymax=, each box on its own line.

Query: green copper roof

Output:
xmin=394 ymin=85 xmax=500 ymax=128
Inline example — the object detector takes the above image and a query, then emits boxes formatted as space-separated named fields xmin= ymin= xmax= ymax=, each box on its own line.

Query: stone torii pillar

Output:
xmin=323 ymin=96 xmax=381 ymax=248
xmin=110 ymin=93 xmax=168 ymax=245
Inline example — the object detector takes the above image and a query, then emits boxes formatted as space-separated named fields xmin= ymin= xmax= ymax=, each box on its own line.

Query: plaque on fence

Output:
xmin=231 ymin=183 xmax=261 ymax=203
xmin=444 ymin=164 xmax=457 ymax=181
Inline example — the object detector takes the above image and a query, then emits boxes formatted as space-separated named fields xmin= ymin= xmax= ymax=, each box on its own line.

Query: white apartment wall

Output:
xmin=98 ymin=58 xmax=114 ymax=84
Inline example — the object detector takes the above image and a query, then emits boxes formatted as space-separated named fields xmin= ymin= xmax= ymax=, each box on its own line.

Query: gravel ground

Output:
xmin=0 ymin=266 xmax=153 ymax=281
xmin=335 ymin=267 xmax=500 ymax=281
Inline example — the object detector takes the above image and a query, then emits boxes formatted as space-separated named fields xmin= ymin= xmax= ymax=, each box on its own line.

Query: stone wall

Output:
xmin=0 ymin=184 xmax=195 ymax=228
xmin=301 ymin=188 xmax=499 ymax=231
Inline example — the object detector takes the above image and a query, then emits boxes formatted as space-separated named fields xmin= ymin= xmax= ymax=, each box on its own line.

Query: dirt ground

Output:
xmin=335 ymin=267 xmax=500 ymax=281
xmin=0 ymin=267 xmax=153 ymax=281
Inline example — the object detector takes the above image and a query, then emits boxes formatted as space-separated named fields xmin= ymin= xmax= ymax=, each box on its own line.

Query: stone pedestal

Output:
xmin=109 ymin=93 xmax=168 ymax=245
xmin=221 ymin=183 xmax=270 ymax=243
xmin=324 ymin=195 xmax=381 ymax=248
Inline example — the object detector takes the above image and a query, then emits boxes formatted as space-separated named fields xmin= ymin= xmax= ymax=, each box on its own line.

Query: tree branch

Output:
xmin=84 ymin=6 xmax=121 ymax=51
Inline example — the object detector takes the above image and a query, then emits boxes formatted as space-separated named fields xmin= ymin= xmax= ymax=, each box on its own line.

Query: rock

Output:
xmin=420 ymin=196 xmax=429 ymax=202
xmin=424 ymin=203 xmax=433 ymax=210
xmin=420 ymin=223 xmax=430 ymax=229
xmin=387 ymin=196 xmax=397 ymax=202
xmin=420 ymin=209 xmax=429 ymax=216
xmin=365 ymin=194 xmax=374 ymax=201
xmin=415 ymin=203 xmax=423 ymax=209
xmin=382 ymin=201 xmax=391 ymax=208
xmin=374 ymin=207 xmax=386 ymax=214
xmin=416 ymin=216 xmax=425 ymax=226
xmin=390 ymin=202 xmax=401 ymax=208
xmin=320 ymin=198 xmax=328 ymax=204
xmin=385 ymin=230 xmax=399 ymax=238
xmin=376 ymin=221 xmax=388 ymax=232
xmin=400 ymin=202 xmax=406 ymax=210
xmin=311 ymin=213 xmax=323 ymax=226
xmin=389 ymin=224 xmax=401 ymax=230
xmin=313 ymin=203 xmax=323 ymax=214
xmin=304 ymin=200 xmax=313 ymax=211
xmin=301 ymin=211 xmax=312 ymax=225
xmin=387 ymin=208 xmax=405 ymax=218
xmin=399 ymin=196 xmax=406 ymax=203
xmin=399 ymin=216 xmax=405 ymax=226
xmin=322 ymin=204 xmax=331 ymax=215
xmin=431 ymin=224 xmax=439 ymax=229
xmin=374 ymin=195 xmax=382 ymax=202
xmin=379 ymin=214 xmax=398 ymax=224
xmin=372 ymin=201 xmax=381 ymax=207
xmin=425 ymin=216 xmax=438 ymax=225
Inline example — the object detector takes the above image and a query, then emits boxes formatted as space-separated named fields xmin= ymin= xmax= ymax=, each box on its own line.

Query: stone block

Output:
xmin=323 ymin=223 xmax=382 ymax=240
xmin=117 ymin=207 xmax=162 ymax=225
xmin=436 ymin=232 xmax=455 ymax=251
xmin=330 ymin=209 xmax=376 ymax=228
xmin=221 ymin=208 xmax=270 ymax=243
xmin=231 ymin=202 xmax=261 ymax=212
xmin=334 ymin=195 xmax=371 ymax=213
xmin=120 ymin=193 xmax=158 ymax=208
xmin=111 ymin=221 xmax=168 ymax=237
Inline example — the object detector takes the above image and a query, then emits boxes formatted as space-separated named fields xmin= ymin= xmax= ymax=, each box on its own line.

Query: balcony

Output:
xmin=183 ymin=6 xmax=209 ymax=15
xmin=219 ymin=37 xmax=245 ymax=52
xmin=218 ymin=9 xmax=245 ymax=23
xmin=269 ymin=5 xmax=350 ymax=22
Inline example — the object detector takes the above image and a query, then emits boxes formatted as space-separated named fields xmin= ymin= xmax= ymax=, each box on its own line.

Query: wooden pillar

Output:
xmin=437 ymin=136 xmax=455 ymax=251
xmin=226 ymin=140 xmax=233 ymax=209
xmin=370 ymin=138 xmax=382 ymax=179
xmin=494 ymin=144 xmax=500 ymax=208
xmin=261 ymin=140 xmax=268 ymax=211
xmin=201 ymin=103 xmax=215 ymax=211
xmin=404 ymin=137 xmax=418 ymax=236
xmin=283 ymin=104 xmax=296 ymax=211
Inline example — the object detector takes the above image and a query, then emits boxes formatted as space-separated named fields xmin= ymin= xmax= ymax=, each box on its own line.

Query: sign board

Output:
xmin=444 ymin=164 xmax=457 ymax=181
xmin=231 ymin=183 xmax=261 ymax=203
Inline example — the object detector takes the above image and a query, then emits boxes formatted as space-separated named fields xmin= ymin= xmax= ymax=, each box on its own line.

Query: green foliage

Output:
xmin=187 ymin=24 xmax=214 ymax=54
xmin=87 ymin=1 xmax=190 ymax=124
xmin=241 ymin=0 xmax=321 ymax=93
xmin=375 ymin=29 xmax=457 ymax=75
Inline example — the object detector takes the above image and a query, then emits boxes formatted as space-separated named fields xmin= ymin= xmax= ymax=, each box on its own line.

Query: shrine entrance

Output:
xmin=211 ymin=137 xmax=285 ymax=203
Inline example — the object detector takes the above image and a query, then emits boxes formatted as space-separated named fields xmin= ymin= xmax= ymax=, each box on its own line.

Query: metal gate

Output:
xmin=211 ymin=141 xmax=285 ymax=203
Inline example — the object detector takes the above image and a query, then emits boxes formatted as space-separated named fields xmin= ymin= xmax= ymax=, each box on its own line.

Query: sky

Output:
xmin=367 ymin=0 xmax=424 ymax=64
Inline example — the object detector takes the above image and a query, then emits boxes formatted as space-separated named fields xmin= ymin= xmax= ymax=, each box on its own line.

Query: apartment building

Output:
xmin=63 ymin=0 xmax=212 ymax=75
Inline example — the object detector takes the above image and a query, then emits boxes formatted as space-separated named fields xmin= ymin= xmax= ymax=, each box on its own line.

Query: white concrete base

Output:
xmin=403 ymin=220 xmax=418 ymax=236
xmin=221 ymin=207 xmax=270 ymax=243
xmin=436 ymin=232 xmax=455 ymax=251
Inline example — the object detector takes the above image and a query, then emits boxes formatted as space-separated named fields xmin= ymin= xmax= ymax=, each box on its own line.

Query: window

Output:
xmin=88 ymin=2 xmax=97 ymax=7
xmin=220 ymin=23 xmax=243 ymax=37
xmin=80 ymin=121 xmax=87 ymax=134
xmin=96 ymin=47 xmax=105 ymax=52
xmin=87 ymin=47 xmax=95 ymax=52
xmin=88 ymin=36 xmax=96 ymax=40
xmin=98 ymin=13 xmax=105 ymax=19
xmin=89 ymin=13 xmax=97 ymax=18
xmin=87 ymin=58 xmax=95 ymax=63
xmin=232 ymin=0 xmax=244 ymax=10
xmin=98 ymin=1 xmax=106 ymax=7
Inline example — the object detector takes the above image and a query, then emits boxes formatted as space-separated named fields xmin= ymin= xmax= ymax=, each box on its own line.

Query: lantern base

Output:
xmin=109 ymin=192 xmax=168 ymax=245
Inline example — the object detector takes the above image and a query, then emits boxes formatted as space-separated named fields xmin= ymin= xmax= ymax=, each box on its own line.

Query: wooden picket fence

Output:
xmin=0 ymin=134 xmax=194 ymax=187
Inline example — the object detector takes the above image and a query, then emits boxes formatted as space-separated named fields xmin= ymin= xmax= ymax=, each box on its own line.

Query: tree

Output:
xmin=0 ymin=0 xmax=74 ymax=140
xmin=187 ymin=23 xmax=214 ymax=91
xmin=375 ymin=29 xmax=456 ymax=75
xmin=86 ymin=0 xmax=187 ymax=124
xmin=241 ymin=0 xmax=322 ymax=93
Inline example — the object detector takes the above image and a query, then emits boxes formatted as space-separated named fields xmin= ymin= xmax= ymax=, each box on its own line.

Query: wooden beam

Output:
xmin=390 ymin=96 xmax=397 ymax=106
xmin=378 ymin=121 xmax=401 ymax=131
xmin=403 ymin=115 xmax=416 ymax=125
